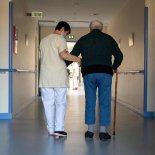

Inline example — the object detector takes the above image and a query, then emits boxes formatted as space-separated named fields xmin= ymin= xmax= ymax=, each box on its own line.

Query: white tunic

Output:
xmin=39 ymin=33 xmax=69 ymax=88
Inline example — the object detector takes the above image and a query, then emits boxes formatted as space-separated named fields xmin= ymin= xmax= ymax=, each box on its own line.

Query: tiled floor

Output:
xmin=0 ymin=87 xmax=155 ymax=155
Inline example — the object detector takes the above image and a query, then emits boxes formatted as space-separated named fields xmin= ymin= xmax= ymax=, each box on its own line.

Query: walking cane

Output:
xmin=113 ymin=71 xmax=118 ymax=135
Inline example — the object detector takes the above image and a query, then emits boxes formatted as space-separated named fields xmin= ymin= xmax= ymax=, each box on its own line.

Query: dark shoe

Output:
xmin=99 ymin=132 xmax=111 ymax=141
xmin=85 ymin=131 xmax=94 ymax=138
xmin=54 ymin=131 xmax=67 ymax=137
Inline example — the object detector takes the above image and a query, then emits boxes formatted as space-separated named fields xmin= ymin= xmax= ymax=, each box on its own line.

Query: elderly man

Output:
xmin=66 ymin=20 xmax=123 ymax=141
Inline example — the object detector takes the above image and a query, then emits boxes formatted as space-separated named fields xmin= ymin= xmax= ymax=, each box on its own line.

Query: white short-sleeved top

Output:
xmin=39 ymin=33 xmax=69 ymax=88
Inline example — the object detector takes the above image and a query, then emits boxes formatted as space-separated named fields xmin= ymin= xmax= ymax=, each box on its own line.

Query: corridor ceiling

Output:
xmin=25 ymin=0 xmax=129 ymax=27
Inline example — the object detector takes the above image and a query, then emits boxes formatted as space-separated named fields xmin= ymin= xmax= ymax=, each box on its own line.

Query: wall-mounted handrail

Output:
xmin=1 ymin=69 xmax=143 ymax=74
xmin=15 ymin=69 xmax=36 ymax=73
xmin=0 ymin=69 xmax=36 ymax=73
xmin=117 ymin=70 xmax=144 ymax=74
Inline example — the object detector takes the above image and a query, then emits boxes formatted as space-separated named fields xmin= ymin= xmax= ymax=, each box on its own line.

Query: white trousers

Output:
xmin=41 ymin=88 xmax=67 ymax=134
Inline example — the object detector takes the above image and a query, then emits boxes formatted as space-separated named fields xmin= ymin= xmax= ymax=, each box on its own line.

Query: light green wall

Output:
xmin=0 ymin=0 xmax=9 ymax=68
xmin=0 ymin=0 xmax=10 ymax=113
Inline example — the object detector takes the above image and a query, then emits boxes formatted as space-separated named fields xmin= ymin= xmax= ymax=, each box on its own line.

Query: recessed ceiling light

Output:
xmin=74 ymin=2 xmax=79 ymax=6
xmin=92 ymin=13 xmax=100 ymax=16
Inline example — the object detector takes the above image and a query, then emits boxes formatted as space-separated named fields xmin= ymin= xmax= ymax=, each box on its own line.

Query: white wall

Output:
xmin=0 ymin=0 xmax=9 ymax=113
xmin=39 ymin=26 xmax=107 ymax=41
xmin=108 ymin=0 xmax=145 ymax=114
xmin=146 ymin=0 xmax=155 ymax=111
xmin=13 ymin=0 xmax=38 ymax=115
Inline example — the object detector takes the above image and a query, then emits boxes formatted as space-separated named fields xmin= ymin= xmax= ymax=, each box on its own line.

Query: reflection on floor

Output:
xmin=0 ymin=87 xmax=155 ymax=155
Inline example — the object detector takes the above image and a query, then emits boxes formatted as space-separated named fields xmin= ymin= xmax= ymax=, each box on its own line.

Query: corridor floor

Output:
xmin=0 ymin=87 xmax=155 ymax=155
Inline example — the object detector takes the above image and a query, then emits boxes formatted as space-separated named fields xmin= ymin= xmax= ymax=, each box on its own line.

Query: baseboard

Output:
xmin=112 ymin=98 xmax=154 ymax=119
xmin=144 ymin=112 xmax=154 ymax=118
xmin=13 ymin=96 xmax=36 ymax=117
xmin=112 ymin=97 xmax=143 ymax=116
xmin=0 ymin=113 xmax=12 ymax=119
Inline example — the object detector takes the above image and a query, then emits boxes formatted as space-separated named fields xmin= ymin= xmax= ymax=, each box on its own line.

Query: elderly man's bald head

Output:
xmin=89 ymin=20 xmax=103 ymax=31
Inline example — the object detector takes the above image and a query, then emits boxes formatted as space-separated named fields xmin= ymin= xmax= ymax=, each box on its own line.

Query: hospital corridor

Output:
xmin=0 ymin=0 xmax=155 ymax=155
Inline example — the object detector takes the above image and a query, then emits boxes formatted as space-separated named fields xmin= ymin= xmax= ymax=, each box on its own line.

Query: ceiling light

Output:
xmin=92 ymin=13 xmax=100 ymax=16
